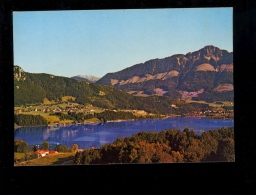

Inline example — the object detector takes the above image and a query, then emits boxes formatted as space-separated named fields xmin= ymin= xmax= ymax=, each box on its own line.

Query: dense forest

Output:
xmin=74 ymin=127 xmax=234 ymax=164
xmin=14 ymin=114 xmax=48 ymax=126
xmin=192 ymin=90 xmax=234 ymax=102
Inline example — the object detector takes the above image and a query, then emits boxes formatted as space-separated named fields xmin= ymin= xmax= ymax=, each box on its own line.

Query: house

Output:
xmin=34 ymin=149 xmax=49 ymax=158
xmin=171 ymin=104 xmax=177 ymax=108
xmin=16 ymin=109 xmax=22 ymax=113
xmin=49 ymin=150 xmax=58 ymax=154
xmin=136 ymin=110 xmax=147 ymax=115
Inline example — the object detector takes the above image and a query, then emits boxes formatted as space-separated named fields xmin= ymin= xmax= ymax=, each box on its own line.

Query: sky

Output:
xmin=13 ymin=8 xmax=233 ymax=78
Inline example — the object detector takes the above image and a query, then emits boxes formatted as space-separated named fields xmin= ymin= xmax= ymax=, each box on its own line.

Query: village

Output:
xmin=14 ymin=99 xmax=158 ymax=127
xmin=14 ymin=102 xmax=151 ymax=116
xmin=182 ymin=108 xmax=234 ymax=119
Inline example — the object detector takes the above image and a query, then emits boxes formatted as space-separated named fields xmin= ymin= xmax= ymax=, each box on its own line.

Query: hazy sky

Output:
xmin=13 ymin=8 xmax=233 ymax=78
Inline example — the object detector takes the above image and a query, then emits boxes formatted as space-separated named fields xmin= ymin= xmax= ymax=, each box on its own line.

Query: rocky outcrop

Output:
xmin=14 ymin=65 xmax=26 ymax=81
xmin=71 ymin=75 xmax=99 ymax=83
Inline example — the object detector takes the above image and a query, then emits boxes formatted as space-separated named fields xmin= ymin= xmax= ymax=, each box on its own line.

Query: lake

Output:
xmin=14 ymin=117 xmax=234 ymax=150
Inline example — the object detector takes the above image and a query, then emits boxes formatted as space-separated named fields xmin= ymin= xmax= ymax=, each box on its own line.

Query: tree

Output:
xmin=31 ymin=145 xmax=37 ymax=152
xmin=74 ymin=151 xmax=83 ymax=164
xmin=41 ymin=141 xmax=50 ymax=150
xmin=183 ymin=139 xmax=205 ymax=162
xmin=201 ymin=132 xmax=218 ymax=161
xmin=54 ymin=144 xmax=71 ymax=152
xmin=84 ymin=149 xmax=101 ymax=164
xmin=170 ymin=151 xmax=184 ymax=162
xmin=14 ymin=139 xmax=23 ymax=152
xmin=30 ymin=145 xmax=37 ymax=152
xmin=216 ymin=138 xmax=235 ymax=162
xmin=72 ymin=144 xmax=79 ymax=153
xmin=17 ymin=141 xmax=28 ymax=153
xmin=15 ymin=139 xmax=28 ymax=153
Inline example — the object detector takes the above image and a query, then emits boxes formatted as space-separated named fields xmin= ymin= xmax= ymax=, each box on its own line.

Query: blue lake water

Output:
xmin=14 ymin=117 xmax=234 ymax=150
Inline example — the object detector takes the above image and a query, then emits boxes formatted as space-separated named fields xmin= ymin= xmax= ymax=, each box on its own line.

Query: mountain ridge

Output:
xmin=14 ymin=45 xmax=233 ymax=107
xmin=96 ymin=45 xmax=233 ymax=100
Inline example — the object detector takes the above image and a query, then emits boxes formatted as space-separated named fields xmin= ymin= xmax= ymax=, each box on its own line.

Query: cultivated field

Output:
xmin=15 ymin=152 xmax=76 ymax=166
xmin=185 ymin=99 xmax=233 ymax=108
xmin=14 ymin=96 xmax=105 ymax=125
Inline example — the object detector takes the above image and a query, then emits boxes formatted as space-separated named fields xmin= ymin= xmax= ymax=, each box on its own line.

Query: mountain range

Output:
xmin=14 ymin=45 xmax=233 ymax=109
xmin=96 ymin=45 xmax=233 ymax=101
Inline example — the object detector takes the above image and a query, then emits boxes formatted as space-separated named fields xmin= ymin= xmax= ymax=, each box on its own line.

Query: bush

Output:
xmin=54 ymin=144 xmax=71 ymax=153
xmin=14 ymin=140 xmax=28 ymax=153
xmin=29 ymin=154 xmax=38 ymax=160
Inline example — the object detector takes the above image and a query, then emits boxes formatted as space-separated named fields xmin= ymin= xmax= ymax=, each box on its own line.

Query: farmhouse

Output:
xmin=135 ymin=110 xmax=147 ymax=115
xmin=49 ymin=150 xmax=58 ymax=154
xmin=15 ymin=109 xmax=22 ymax=114
xmin=34 ymin=150 xmax=49 ymax=157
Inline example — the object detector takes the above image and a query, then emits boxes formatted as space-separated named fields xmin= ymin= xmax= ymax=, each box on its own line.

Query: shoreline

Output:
xmin=14 ymin=115 xmax=233 ymax=129
xmin=14 ymin=121 xmax=101 ymax=130
xmin=14 ymin=116 xmax=168 ymax=129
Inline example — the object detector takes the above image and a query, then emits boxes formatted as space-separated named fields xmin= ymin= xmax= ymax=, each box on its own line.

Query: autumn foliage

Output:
xmin=74 ymin=127 xmax=234 ymax=164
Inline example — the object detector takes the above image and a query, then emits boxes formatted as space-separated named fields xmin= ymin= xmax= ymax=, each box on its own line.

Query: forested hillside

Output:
xmin=14 ymin=114 xmax=48 ymax=126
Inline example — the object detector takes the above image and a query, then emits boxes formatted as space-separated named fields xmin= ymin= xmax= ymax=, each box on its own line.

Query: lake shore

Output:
xmin=13 ymin=115 xmax=185 ymax=130
xmin=14 ymin=114 xmax=232 ymax=130
xmin=14 ymin=121 xmax=101 ymax=130
xmin=15 ymin=117 xmax=234 ymax=152
xmin=14 ymin=116 xmax=170 ymax=129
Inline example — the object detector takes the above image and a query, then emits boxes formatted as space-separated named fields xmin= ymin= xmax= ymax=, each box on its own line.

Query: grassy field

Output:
xmin=84 ymin=118 xmax=101 ymax=123
xmin=15 ymin=152 xmax=76 ymax=166
xmin=14 ymin=152 xmax=26 ymax=159
xmin=14 ymin=98 xmax=106 ymax=125
xmin=61 ymin=96 xmax=76 ymax=101
xmin=15 ymin=111 xmax=60 ymax=124
xmin=185 ymin=99 xmax=233 ymax=108
xmin=43 ymin=98 xmax=55 ymax=104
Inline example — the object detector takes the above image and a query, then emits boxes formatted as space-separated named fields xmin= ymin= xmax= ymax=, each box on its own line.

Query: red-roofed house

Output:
xmin=34 ymin=150 xmax=49 ymax=157
xmin=49 ymin=150 xmax=58 ymax=154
